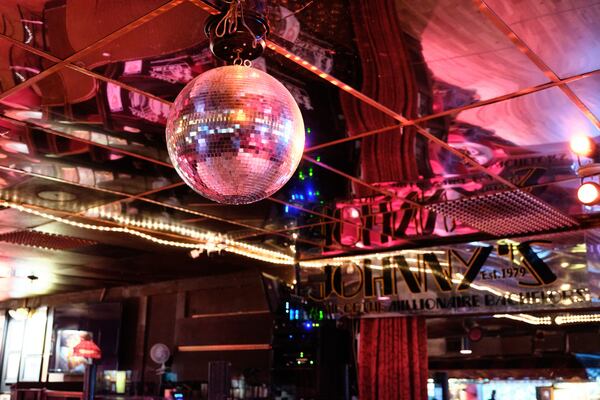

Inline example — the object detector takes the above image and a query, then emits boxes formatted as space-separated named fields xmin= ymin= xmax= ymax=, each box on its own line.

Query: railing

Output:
xmin=11 ymin=387 xmax=83 ymax=400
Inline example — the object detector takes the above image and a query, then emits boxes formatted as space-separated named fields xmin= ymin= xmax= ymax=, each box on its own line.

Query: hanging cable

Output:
xmin=214 ymin=0 xmax=264 ymax=48
xmin=214 ymin=0 xmax=240 ymax=38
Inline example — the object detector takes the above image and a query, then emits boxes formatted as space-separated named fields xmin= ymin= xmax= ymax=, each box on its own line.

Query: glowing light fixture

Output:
xmin=459 ymin=337 xmax=472 ymax=355
xmin=348 ymin=207 xmax=360 ymax=219
xmin=8 ymin=307 xmax=30 ymax=320
xmin=73 ymin=339 xmax=102 ymax=359
xmin=577 ymin=182 xmax=600 ymax=205
xmin=570 ymin=135 xmax=596 ymax=157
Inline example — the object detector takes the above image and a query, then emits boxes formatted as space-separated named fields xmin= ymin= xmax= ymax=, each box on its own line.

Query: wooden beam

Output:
xmin=178 ymin=344 xmax=271 ymax=352
xmin=191 ymin=310 xmax=269 ymax=319
xmin=45 ymin=391 xmax=83 ymax=399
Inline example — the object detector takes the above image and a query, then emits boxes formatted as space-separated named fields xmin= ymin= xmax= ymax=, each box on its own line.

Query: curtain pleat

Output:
xmin=359 ymin=317 xmax=428 ymax=400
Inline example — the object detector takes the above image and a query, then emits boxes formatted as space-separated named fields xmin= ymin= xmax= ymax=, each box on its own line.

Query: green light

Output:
xmin=316 ymin=156 xmax=321 ymax=162
xmin=300 ymin=352 xmax=304 ymax=357
xmin=309 ymin=168 xmax=313 ymax=177
xmin=319 ymin=310 xmax=324 ymax=320
xmin=315 ymin=191 xmax=320 ymax=196
xmin=307 ymin=128 xmax=311 ymax=134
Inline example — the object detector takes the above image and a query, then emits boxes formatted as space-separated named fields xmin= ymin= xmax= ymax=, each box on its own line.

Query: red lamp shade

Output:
xmin=73 ymin=339 xmax=102 ymax=359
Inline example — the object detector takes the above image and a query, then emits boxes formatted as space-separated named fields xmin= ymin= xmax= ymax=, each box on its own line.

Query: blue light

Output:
xmin=285 ymin=205 xmax=289 ymax=213
xmin=304 ymin=322 xmax=312 ymax=330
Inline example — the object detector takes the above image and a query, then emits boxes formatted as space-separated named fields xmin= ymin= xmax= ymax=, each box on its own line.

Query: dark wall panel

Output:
xmin=119 ymin=298 xmax=141 ymax=370
xmin=187 ymin=281 xmax=268 ymax=316
xmin=144 ymin=293 xmax=178 ymax=385
xmin=176 ymin=314 xmax=273 ymax=346
xmin=174 ymin=350 xmax=271 ymax=382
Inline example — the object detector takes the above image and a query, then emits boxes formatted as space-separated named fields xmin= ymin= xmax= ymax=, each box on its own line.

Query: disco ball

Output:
xmin=166 ymin=65 xmax=305 ymax=204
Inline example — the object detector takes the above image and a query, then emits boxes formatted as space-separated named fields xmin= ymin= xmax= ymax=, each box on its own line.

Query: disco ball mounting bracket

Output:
xmin=204 ymin=5 xmax=269 ymax=63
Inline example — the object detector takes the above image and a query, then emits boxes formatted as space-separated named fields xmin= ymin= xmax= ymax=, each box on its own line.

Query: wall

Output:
xmin=0 ymin=264 xmax=294 ymax=391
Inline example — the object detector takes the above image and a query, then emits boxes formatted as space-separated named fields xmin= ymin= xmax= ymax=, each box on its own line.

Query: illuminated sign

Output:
xmin=299 ymin=233 xmax=599 ymax=316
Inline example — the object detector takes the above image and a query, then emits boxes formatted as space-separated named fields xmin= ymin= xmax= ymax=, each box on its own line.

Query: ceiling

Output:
xmin=0 ymin=0 xmax=598 ymax=299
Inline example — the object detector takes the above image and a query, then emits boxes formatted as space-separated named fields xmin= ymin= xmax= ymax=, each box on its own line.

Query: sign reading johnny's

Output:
xmin=299 ymin=233 xmax=599 ymax=317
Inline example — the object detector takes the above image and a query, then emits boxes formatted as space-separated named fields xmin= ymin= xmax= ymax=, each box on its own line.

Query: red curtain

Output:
xmin=340 ymin=0 xmax=429 ymax=197
xmin=359 ymin=317 xmax=428 ymax=400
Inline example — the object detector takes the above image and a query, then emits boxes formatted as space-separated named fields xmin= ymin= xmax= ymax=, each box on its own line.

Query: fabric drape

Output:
xmin=359 ymin=317 xmax=428 ymax=400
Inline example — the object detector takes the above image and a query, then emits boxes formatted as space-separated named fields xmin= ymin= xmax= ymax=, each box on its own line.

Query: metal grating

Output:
xmin=425 ymin=191 xmax=578 ymax=236
xmin=0 ymin=230 xmax=98 ymax=250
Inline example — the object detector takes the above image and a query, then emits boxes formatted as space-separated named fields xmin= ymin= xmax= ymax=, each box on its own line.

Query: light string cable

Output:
xmin=239 ymin=1 xmax=262 ymax=48
xmin=215 ymin=0 xmax=263 ymax=48
xmin=215 ymin=0 xmax=240 ymax=37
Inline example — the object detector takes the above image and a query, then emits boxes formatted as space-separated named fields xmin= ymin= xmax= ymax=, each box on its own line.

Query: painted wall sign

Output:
xmin=299 ymin=231 xmax=600 ymax=317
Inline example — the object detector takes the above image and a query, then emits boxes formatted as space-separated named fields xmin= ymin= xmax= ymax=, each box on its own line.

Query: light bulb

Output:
xmin=577 ymin=182 xmax=600 ymax=205
xmin=348 ymin=208 xmax=360 ymax=219
xmin=460 ymin=337 xmax=472 ymax=355
xmin=8 ymin=307 xmax=29 ymax=320
xmin=570 ymin=135 xmax=596 ymax=157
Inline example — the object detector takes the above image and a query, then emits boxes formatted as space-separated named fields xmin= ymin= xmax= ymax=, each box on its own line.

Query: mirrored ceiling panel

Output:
xmin=0 ymin=0 xmax=594 ymax=266
xmin=0 ymin=0 xmax=174 ymax=60
xmin=0 ymin=43 xmax=57 ymax=99
xmin=527 ymin=175 xmax=585 ymax=217
xmin=99 ymin=198 xmax=247 ymax=236
xmin=484 ymin=0 xmax=600 ymax=78
xmin=141 ymin=158 xmax=351 ymax=252
xmin=70 ymin=1 xmax=210 ymax=105
xmin=0 ymin=70 xmax=174 ymax=166
xmin=393 ymin=0 xmax=548 ymax=105
xmin=455 ymin=85 xmax=598 ymax=148
xmin=74 ymin=17 xmax=367 ymax=156
xmin=0 ymin=174 xmax=123 ymax=214
xmin=144 ymin=186 xmax=312 ymax=236
xmin=567 ymin=73 xmax=600 ymax=121
xmin=266 ymin=0 xmax=549 ymax=118
xmin=0 ymin=121 xmax=180 ymax=200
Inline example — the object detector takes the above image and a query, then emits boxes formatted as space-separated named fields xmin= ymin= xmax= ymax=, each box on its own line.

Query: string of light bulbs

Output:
xmin=298 ymin=248 xmax=446 ymax=268
xmin=493 ymin=313 xmax=553 ymax=325
xmin=87 ymin=207 xmax=293 ymax=261
xmin=0 ymin=201 xmax=295 ymax=265
xmin=494 ymin=313 xmax=600 ymax=325
xmin=554 ymin=313 xmax=600 ymax=325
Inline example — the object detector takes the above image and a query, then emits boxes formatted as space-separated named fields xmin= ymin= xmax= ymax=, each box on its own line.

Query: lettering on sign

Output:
xmin=299 ymin=241 xmax=593 ymax=317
